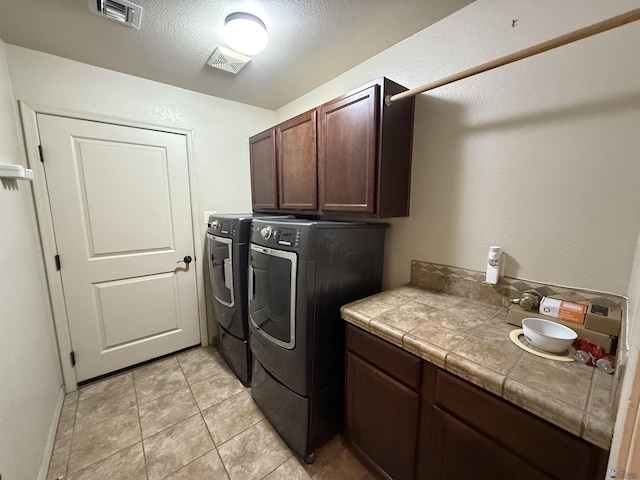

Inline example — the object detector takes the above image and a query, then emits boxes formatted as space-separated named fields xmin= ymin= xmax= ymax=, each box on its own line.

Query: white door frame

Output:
xmin=19 ymin=102 xmax=208 ymax=392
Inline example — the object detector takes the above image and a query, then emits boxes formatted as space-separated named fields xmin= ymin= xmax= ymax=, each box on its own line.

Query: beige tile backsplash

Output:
xmin=410 ymin=260 xmax=626 ymax=308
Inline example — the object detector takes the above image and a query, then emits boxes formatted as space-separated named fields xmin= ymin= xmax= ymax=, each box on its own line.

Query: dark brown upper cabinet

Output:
xmin=276 ymin=110 xmax=317 ymax=211
xmin=249 ymin=77 xmax=415 ymax=218
xmin=249 ymin=129 xmax=278 ymax=210
xmin=249 ymin=110 xmax=318 ymax=214
xmin=318 ymin=84 xmax=377 ymax=214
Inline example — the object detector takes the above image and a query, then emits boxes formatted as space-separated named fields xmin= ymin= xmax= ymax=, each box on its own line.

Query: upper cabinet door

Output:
xmin=277 ymin=110 xmax=317 ymax=211
xmin=318 ymin=84 xmax=379 ymax=213
xmin=249 ymin=129 xmax=278 ymax=210
xmin=248 ymin=77 xmax=414 ymax=217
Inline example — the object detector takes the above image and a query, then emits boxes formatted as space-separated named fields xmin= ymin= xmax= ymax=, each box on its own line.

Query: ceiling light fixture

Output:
xmin=224 ymin=12 xmax=269 ymax=55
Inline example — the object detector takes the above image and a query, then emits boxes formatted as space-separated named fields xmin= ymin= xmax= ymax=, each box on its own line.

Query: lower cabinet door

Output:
xmin=429 ymin=406 xmax=553 ymax=480
xmin=346 ymin=352 xmax=419 ymax=480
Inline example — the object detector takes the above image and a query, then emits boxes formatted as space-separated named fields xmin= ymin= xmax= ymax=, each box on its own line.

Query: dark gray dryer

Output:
xmin=248 ymin=218 xmax=387 ymax=462
xmin=206 ymin=213 xmax=289 ymax=386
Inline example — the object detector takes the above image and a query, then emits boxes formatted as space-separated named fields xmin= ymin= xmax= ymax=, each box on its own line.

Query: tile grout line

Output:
xmin=211 ymin=409 xmax=266 ymax=450
xmin=62 ymin=391 xmax=80 ymax=480
xmin=51 ymin=350 xmax=223 ymax=479
xmin=140 ymin=352 xmax=204 ymax=480
xmin=501 ymin=347 xmax=525 ymax=397
xmin=50 ymin=347 xmax=360 ymax=480
xmin=258 ymin=452 xmax=296 ymax=480
xmin=205 ymin=392 xmax=270 ymax=456
xmin=579 ymin=367 xmax=598 ymax=438
xmin=59 ymin=375 xmax=142 ymax=478
xmin=63 ymin=439 xmax=143 ymax=479
xmin=177 ymin=350 xmax=233 ymax=480
xmin=130 ymin=369 xmax=150 ymax=480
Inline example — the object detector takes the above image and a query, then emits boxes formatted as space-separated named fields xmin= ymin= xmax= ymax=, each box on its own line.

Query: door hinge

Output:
xmin=54 ymin=254 xmax=61 ymax=271
xmin=70 ymin=351 xmax=76 ymax=367
xmin=38 ymin=145 xmax=44 ymax=163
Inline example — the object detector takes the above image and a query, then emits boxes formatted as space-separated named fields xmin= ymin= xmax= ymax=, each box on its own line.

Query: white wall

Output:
xmin=276 ymin=0 xmax=640 ymax=466
xmin=5 ymin=45 xmax=275 ymax=216
xmin=609 ymin=228 xmax=640 ymax=471
xmin=3 ymin=2 xmax=640 ymax=473
xmin=276 ymin=0 xmax=640 ymax=296
xmin=0 ymin=39 xmax=63 ymax=480
xmin=2 ymin=44 xmax=275 ymax=477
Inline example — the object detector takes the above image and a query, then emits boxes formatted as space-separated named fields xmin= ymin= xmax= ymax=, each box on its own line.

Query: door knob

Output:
xmin=177 ymin=255 xmax=192 ymax=264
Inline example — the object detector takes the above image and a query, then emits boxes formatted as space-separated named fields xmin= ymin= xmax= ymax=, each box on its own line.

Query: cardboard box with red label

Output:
xmin=506 ymin=298 xmax=622 ymax=355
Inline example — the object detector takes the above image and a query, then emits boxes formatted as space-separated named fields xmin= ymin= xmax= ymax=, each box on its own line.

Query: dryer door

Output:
xmin=207 ymin=233 xmax=234 ymax=309
xmin=249 ymin=244 xmax=297 ymax=349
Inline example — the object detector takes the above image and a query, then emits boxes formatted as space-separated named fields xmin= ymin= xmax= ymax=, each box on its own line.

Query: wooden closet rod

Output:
xmin=386 ymin=8 xmax=640 ymax=105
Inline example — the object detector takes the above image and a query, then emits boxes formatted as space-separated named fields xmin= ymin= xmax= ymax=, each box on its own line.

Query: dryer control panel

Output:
xmin=276 ymin=228 xmax=301 ymax=248
xmin=259 ymin=224 xmax=275 ymax=240
xmin=251 ymin=219 xmax=311 ymax=253
xmin=208 ymin=219 xmax=236 ymax=238
xmin=257 ymin=224 xmax=301 ymax=248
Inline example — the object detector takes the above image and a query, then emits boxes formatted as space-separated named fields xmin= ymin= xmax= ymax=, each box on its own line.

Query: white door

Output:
xmin=37 ymin=114 xmax=200 ymax=382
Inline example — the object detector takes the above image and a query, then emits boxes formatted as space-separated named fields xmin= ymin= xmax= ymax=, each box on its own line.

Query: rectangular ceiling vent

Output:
xmin=88 ymin=0 xmax=143 ymax=29
xmin=207 ymin=46 xmax=251 ymax=74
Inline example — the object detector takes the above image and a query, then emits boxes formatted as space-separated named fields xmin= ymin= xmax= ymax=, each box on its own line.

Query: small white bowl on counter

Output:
xmin=521 ymin=317 xmax=577 ymax=353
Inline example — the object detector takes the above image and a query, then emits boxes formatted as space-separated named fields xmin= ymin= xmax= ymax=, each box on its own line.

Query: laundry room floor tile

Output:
xmin=46 ymin=391 xmax=78 ymax=480
xmin=134 ymin=363 xmax=189 ymax=405
xmin=67 ymin=406 xmax=141 ymax=475
xmin=75 ymin=377 xmax=136 ymax=425
xmin=78 ymin=372 xmax=133 ymax=401
xmin=46 ymin=346 xmax=375 ymax=480
xmin=178 ymin=346 xmax=229 ymax=384
xmin=164 ymin=450 xmax=229 ymax=480
xmin=133 ymin=355 xmax=179 ymax=381
xmin=189 ymin=366 xmax=245 ymax=410
xmin=138 ymin=388 xmax=199 ymax=438
xmin=202 ymin=389 xmax=264 ymax=445
xmin=143 ymin=413 xmax=214 ymax=480
xmin=216 ymin=419 xmax=291 ymax=480
xmin=263 ymin=457 xmax=311 ymax=479
xmin=301 ymin=435 xmax=376 ymax=480
xmin=67 ymin=442 xmax=146 ymax=480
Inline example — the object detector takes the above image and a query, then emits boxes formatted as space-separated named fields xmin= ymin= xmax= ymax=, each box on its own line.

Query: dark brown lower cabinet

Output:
xmin=429 ymin=406 xmax=552 ymax=480
xmin=345 ymin=324 xmax=423 ymax=480
xmin=345 ymin=324 xmax=609 ymax=480
xmin=346 ymin=352 xmax=419 ymax=480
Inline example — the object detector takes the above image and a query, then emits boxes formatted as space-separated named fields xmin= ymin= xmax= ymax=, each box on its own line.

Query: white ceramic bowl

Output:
xmin=521 ymin=318 xmax=577 ymax=353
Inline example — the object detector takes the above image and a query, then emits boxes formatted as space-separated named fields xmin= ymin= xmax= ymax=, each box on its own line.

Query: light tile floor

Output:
xmin=47 ymin=346 xmax=374 ymax=480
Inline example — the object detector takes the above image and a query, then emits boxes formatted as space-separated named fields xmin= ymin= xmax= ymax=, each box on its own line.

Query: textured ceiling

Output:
xmin=0 ymin=0 xmax=473 ymax=110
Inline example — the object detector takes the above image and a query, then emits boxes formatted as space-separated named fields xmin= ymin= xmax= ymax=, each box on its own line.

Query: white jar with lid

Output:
xmin=486 ymin=245 xmax=502 ymax=284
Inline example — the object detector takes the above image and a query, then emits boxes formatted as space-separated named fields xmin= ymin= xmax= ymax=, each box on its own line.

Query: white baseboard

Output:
xmin=37 ymin=386 xmax=65 ymax=480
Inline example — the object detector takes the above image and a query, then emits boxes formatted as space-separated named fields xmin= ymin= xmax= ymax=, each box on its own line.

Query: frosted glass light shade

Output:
xmin=224 ymin=12 xmax=268 ymax=55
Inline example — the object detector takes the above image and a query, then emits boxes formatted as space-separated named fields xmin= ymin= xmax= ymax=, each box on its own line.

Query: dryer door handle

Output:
xmin=223 ymin=258 xmax=233 ymax=291
xmin=249 ymin=265 xmax=255 ymax=300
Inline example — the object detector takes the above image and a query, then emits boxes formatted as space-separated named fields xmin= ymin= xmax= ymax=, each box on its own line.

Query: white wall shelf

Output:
xmin=0 ymin=164 xmax=34 ymax=180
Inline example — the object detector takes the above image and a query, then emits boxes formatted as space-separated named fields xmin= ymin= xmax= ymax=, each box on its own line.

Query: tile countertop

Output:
xmin=340 ymin=285 xmax=616 ymax=451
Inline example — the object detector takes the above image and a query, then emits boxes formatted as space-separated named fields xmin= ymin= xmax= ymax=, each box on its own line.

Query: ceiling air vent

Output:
xmin=88 ymin=0 xmax=143 ymax=29
xmin=207 ymin=46 xmax=251 ymax=74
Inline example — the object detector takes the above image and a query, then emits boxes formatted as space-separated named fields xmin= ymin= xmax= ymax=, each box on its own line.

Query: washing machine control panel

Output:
xmin=208 ymin=219 xmax=236 ymax=237
xmin=276 ymin=228 xmax=300 ymax=247
xmin=260 ymin=225 xmax=274 ymax=240
xmin=255 ymin=224 xmax=301 ymax=248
